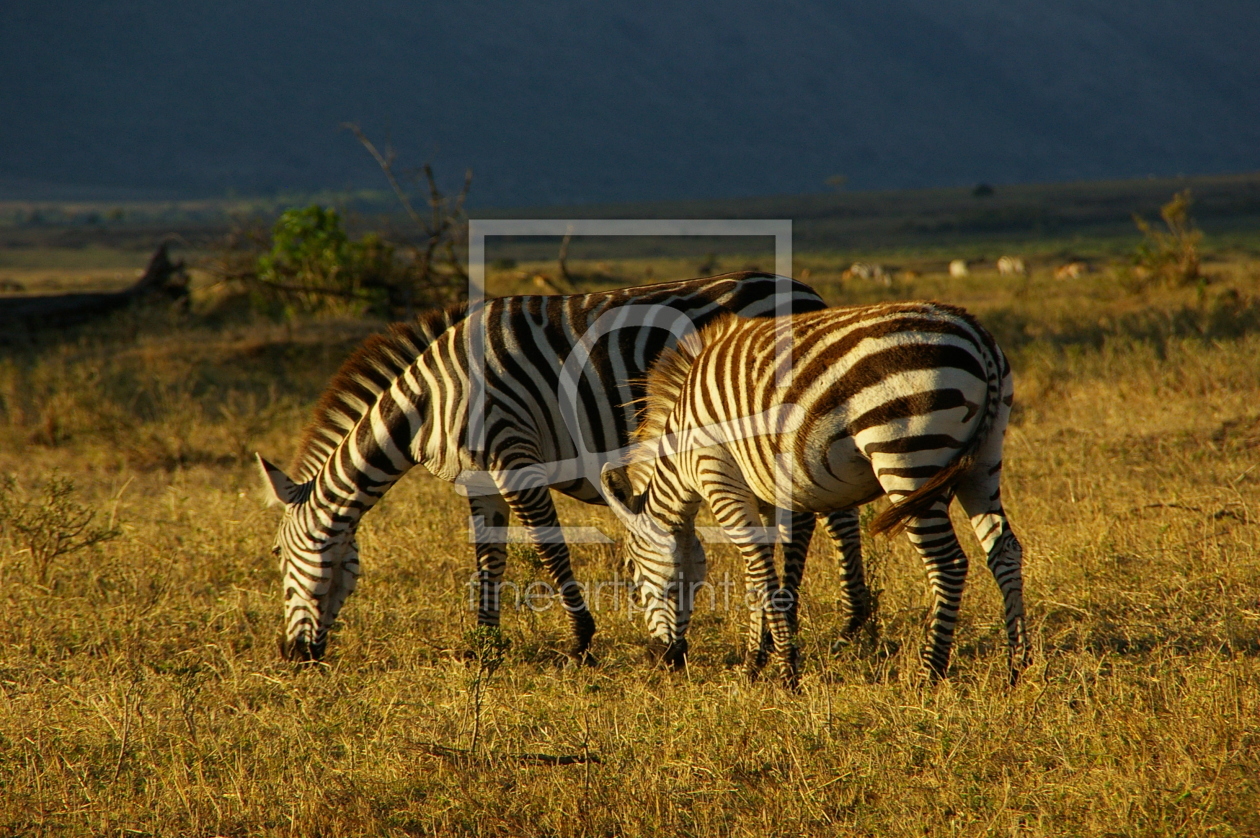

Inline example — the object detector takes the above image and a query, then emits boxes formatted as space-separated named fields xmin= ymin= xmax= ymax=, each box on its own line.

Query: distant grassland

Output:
xmin=0 ymin=233 xmax=1259 ymax=835
xmin=5 ymin=170 xmax=1260 ymax=269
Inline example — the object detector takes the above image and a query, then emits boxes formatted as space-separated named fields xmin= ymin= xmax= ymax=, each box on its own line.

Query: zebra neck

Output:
xmin=639 ymin=464 xmax=702 ymax=534
xmin=306 ymin=407 xmax=418 ymax=527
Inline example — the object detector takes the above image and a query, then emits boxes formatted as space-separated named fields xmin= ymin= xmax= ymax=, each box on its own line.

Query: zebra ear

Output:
xmin=600 ymin=463 xmax=639 ymax=523
xmin=256 ymin=454 xmax=300 ymax=507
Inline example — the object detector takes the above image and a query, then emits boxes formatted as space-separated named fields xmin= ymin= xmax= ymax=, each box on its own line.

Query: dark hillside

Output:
xmin=2 ymin=2 xmax=1258 ymax=205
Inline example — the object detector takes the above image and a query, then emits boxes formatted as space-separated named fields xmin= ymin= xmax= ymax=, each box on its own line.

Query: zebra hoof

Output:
xmin=279 ymin=634 xmax=325 ymax=663
xmin=661 ymin=638 xmax=688 ymax=671
xmin=778 ymin=647 xmax=801 ymax=692
xmin=839 ymin=614 xmax=873 ymax=643
xmin=830 ymin=632 xmax=869 ymax=655
xmin=571 ymin=610 xmax=597 ymax=648
xmin=921 ymin=650 xmax=950 ymax=682
xmin=1007 ymin=650 xmax=1031 ymax=686
xmin=756 ymin=630 xmax=774 ymax=668
xmin=559 ymin=648 xmax=598 ymax=668
xmin=743 ymin=652 xmax=766 ymax=683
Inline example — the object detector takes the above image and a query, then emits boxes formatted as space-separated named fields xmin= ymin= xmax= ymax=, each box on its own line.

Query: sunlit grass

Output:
xmin=0 ymin=254 xmax=1258 ymax=835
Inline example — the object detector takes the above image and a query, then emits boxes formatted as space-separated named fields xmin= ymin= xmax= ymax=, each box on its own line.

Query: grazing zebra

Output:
xmin=997 ymin=256 xmax=1026 ymax=276
xmin=601 ymin=301 xmax=1028 ymax=687
xmin=842 ymin=262 xmax=891 ymax=286
xmin=256 ymin=272 xmax=844 ymax=664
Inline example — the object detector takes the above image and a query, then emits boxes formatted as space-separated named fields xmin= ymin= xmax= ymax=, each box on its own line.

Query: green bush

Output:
xmin=1131 ymin=189 xmax=1202 ymax=287
xmin=225 ymin=202 xmax=466 ymax=321
xmin=255 ymin=206 xmax=396 ymax=317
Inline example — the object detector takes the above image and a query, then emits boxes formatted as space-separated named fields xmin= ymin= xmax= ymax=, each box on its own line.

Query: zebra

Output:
xmin=997 ymin=256 xmax=1026 ymax=277
xmin=255 ymin=272 xmax=853 ymax=664
xmin=949 ymin=259 xmax=970 ymax=278
xmin=600 ymin=301 xmax=1029 ymax=687
xmin=842 ymin=262 xmax=891 ymax=286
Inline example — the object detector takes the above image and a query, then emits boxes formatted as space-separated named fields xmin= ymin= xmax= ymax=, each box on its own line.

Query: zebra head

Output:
xmin=600 ymin=464 xmax=705 ymax=668
xmin=256 ymin=455 xmax=361 ymax=663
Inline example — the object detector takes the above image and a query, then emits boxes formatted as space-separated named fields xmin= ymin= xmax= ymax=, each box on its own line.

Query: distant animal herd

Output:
xmin=842 ymin=255 xmax=1089 ymax=282
xmin=257 ymin=268 xmax=1060 ymax=688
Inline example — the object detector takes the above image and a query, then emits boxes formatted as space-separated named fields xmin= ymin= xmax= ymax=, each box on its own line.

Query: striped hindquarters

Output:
xmin=622 ymin=299 xmax=1024 ymax=682
xmin=637 ymin=301 xmax=1008 ymax=519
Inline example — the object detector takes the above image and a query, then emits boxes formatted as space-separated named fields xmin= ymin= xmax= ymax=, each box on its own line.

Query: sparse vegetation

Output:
xmin=1131 ymin=189 xmax=1203 ymax=287
xmin=0 ymin=235 xmax=1258 ymax=836
xmin=210 ymin=202 xmax=467 ymax=321
xmin=0 ymin=474 xmax=120 ymax=585
xmin=463 ymin=625 xmax=511 ymax=757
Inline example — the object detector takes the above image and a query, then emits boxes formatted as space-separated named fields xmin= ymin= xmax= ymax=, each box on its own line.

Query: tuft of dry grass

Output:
xmin=0 ymin=256 xmax=1258 ymax=836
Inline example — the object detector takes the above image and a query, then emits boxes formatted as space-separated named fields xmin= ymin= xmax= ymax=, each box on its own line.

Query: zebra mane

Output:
xmin=289 ymin=303 xmax=469 ymax=482
xmin=626 ymin=313 xmax=742 ymax=483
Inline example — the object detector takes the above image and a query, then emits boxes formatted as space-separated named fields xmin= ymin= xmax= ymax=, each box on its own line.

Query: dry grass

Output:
xmin=0 ymin=255 xmax=1258 ymax=836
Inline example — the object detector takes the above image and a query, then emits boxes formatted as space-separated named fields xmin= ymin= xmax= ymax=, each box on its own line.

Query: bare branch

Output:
xmin=342 ymin=122 xmax=428 ymax=232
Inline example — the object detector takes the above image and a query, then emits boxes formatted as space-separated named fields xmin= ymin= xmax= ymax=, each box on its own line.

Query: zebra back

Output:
xmin=632 ymin=301 xmax=1008 ymax=535
xmin=289 ymin=272 xmax=820 ymax=484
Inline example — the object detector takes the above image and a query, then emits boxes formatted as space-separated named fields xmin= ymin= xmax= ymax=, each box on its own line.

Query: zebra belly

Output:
xmin=553 ymin=478 xmax=605 ymax=505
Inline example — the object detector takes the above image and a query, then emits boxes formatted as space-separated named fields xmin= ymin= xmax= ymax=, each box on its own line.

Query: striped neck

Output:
xmin=304 ymin=387 xmax=419 ymax=531
xmin=637 ymin=437 xmax=703 ymax=536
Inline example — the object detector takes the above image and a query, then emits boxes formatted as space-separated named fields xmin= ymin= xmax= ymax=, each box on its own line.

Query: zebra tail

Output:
xmin=868 ymin=317 xmax=1004 ymax=539
xmin=866 ymin=449 xmax=978 ymax=538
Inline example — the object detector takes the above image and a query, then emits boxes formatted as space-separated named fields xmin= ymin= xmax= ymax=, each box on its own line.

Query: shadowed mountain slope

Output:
xmin=3 ymin=2 xmax=1258 ymax=205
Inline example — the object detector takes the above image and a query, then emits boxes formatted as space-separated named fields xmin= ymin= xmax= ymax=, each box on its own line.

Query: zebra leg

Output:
xmin=780 ymin=510 xmax=813 ymax=635
xmin=468 ymin=494 xmax=511 ymax=629
xmin=755 ymin=508 xmax=814 ymax=671
xmin=751 ymin=506 xmax=776 ymax=672
xmin=900 ymin=499 xmax=970 ymax=680
xmin=744 ymin=537 xmax=798 ymax=689
xmin=747 ymin=576 xmax=770 ymax=677
xmin=823 ymin=508 xmax=873 ymax=641
xmin=956 ymin=368 xmax=1029 ymax=684
xmin=710 ymin=494 xmax=798 ymax=688
xmin=956 ymin=464 xmax=1029 ymax=684
xmin=502 ymin=484 xmax=597 ymax=665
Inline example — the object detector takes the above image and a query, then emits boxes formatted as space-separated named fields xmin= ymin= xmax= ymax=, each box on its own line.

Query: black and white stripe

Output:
xmin=257 ymin=273 xmax=845 ymax=662
xmin=602 ymin=301 xmax=1029 ymax=687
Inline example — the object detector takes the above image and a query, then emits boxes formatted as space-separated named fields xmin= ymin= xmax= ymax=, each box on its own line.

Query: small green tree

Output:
xmin=463 ymin=625 xmax=510 ymax=756
xmin=0 ymin=475 xmax=120 ymax=586
xmin=1132 ymin=189 xmax=1202 ymax=286
xmin=210 ymin=128 xmax=471 ymax=320
xmin=255 ymin=206 xmax=395 ymax=317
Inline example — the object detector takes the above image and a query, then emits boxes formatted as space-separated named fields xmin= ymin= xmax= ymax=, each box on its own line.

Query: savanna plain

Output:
xmin=1 ymin=228 xmax=1259 ymax=836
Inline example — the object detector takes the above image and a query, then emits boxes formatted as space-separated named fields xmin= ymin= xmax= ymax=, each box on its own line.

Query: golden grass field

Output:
xmin=1 ymin=248 xmax=1259 ymax=836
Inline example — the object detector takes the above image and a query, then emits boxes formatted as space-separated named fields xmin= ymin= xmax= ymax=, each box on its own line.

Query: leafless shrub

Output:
xmin=344 ymin=124 xmax=471 ymax=314
xmin=205 ymin=128 xmax=471 ymax=320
